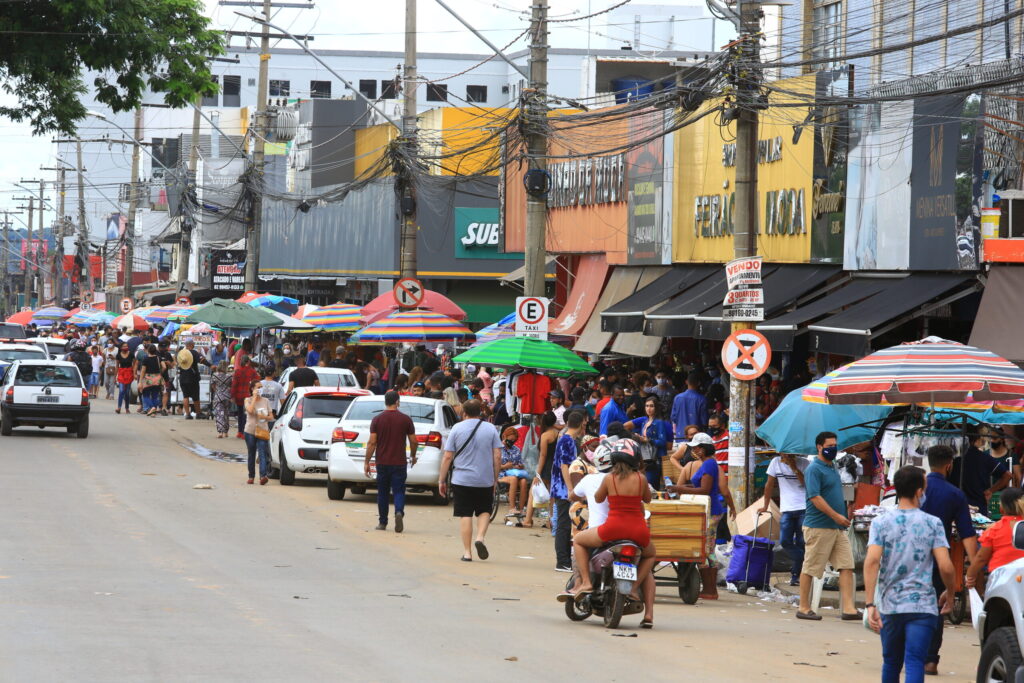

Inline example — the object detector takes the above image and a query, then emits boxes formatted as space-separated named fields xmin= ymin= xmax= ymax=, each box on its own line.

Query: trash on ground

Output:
xmin=794 ymin=662 xmax=826 ymax=668
xmin=493 ymin=597 xmax=520 ymax=601
xmin=388 ymin=593 xmax=412 ymax=598
xmin=504 ymin=656 xmax=518 ymax=662
xmin=192 ymin=484 xmax=214 ymax=489
xmin=610 ymin=632 xmax=638 ymax=638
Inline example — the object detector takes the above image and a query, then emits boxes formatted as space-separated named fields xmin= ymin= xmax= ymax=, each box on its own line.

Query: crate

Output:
xmin=646 ymin=498 xmax=708 ymax=562
xmin=662 ymin=455 xmax=681 ymax=484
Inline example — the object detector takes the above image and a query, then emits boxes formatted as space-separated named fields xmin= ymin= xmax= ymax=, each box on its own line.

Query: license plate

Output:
xmin=613 ymin=562 xmax=637 ymax=581
xmin=36 ymin=395 xmax=59 ymax=403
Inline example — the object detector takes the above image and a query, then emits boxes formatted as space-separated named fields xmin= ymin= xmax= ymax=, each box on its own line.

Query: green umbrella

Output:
xmin=451 ymin=336 xmax=597 ymax=374
xmin=182 ymin=298 xmax=280 ymax=329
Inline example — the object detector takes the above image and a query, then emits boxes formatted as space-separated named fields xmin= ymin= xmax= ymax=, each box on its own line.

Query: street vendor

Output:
xmin=950 ymin=431 xmax=1011 ymax=511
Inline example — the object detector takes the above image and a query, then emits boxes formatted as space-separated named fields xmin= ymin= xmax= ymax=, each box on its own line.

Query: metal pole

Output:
xmin=24 ymin=198 xmax=34 ymax=307
xmin=399 ymin=0 xmax=418 ymax=279
xmin=245 ymin=0 xmax=271 ymax=291
xmin=125 ymin=108 xmax=143 ymax=300
xmin=1 ymin=214 xmax=12 ymax=315
xmin=178 ymin=103 xmax=202 ymax=284
xmin=76 ymin=142 xmax=89 ymax=302
xmin=523 ymin=0 xmax=548 ymax=299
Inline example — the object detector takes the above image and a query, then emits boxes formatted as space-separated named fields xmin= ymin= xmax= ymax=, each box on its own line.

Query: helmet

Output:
xmin=592 ymin=436 xmax=636 ymax=473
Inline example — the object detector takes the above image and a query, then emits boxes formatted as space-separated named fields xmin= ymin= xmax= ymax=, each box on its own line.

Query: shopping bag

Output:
xmin=531 ymin=479 xmax=550 ymax=505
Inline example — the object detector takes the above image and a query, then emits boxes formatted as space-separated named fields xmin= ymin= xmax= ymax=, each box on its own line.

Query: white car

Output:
xmin=0 ymin=359 xmax=90 ymax=437
xmin=279 ymin=366 xmax=360 ymax=390
xmin=326 ymin=395 xmax=459 ymax=503
xmin=23 ymin=337 xmax=70 ymax=360
xmin=269 ymin=386 xmax=371 ymax=484
xmin=0 ymin=343 xmax=48 ymax=381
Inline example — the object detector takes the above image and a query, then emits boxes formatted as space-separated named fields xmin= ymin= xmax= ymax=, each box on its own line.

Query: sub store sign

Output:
xmin=722 ymin=256 xmax=764 ymax=321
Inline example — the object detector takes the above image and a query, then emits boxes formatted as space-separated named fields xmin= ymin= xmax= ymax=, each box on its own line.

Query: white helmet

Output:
xmin=592 ymin=436 xmax=636 ymax=473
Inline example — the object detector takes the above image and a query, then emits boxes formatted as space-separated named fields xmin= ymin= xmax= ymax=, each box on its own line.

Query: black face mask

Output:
xmin=504 ymin=438 xmax=516 ymax=447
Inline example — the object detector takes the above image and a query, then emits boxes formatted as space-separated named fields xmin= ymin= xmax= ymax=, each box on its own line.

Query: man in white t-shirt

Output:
xmin=759 ymin=454 xmax=810 ymax=586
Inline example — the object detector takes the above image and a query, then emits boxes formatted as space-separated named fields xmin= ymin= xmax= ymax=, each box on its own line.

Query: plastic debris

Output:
xmin=610 ymin=632 xmax=638 ymax=637
xmin=387 ymin=593 xmax=412 ymax=599
xmin=192 ymin=484 xmax=214 ymax=489
xmin=505 ymin=657 xmax=518 ymax=662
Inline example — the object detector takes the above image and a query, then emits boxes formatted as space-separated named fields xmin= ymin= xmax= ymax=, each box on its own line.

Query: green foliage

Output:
xmin=0 ymin=0 xmax=224 ymax=135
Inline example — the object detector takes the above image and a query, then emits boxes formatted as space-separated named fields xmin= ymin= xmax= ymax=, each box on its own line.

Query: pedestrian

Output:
xmin=155 ymin=340 xmax=174 ymax=416
xmin=438 ymin=399 xmax=502 ymax=561
xmin=210 ymin=361 xmax=233 ymax=438
xmin=551 ymin=410 xmax=587 ymax=572
xmin=950 ymin=431 xmax=1012 ymax=511
xmin=242 ymin=378 xmax=273 ymax=485
xmin=796 ymin=431 xmax=861 ymax=621
xmin=707 ymin=412 xmax=729 ymax=469
xmin=285 ymin=354 xmax=318 ymax=394
xmin=549 ymin=389 xmax=566 ymax=426
xmin=598 ymin=385 xmax=628 ymax=436
xmin=498 ymin=425 xmax=531 ymax=515
xmin=137 ymin=344 xmax=164 ymax=417
xmin=966 ymin=487 xmax=1024 ymax=588
xmin=671 ymin=372 xmax=708 ymax=439
xmin=919 ymin=444 xmax=978 ymax=675
xmin=114 ymin=342 xmax=136 ymax=414
xmin=88 ymin=344 xmax=103 ymax=398
xmin=625 ymin=396 xmax=674 ymax=489
xmin=667 ymin=424 xmax=702 ymax=472
xmin=760 ymin=452 xmax=810 ymax=586
xmin=524 ymin=411 xmax=559 ymax=529
xmin=103 ymin=341 xmax=118 ymax=400
xmin=259 ymin=365 xmax=284 ymax=417
xmin=232 ymin=356 xmax=259 ymax=438
xmin=176 ymin=340 xmax=206 ymax=419
xmin=207 ymin=341 xmax=228 ymax=367
xmin=864 ymin=465 xmax=956 ymax=683
xmin=361 ymin=391 xmax=417 ymax=532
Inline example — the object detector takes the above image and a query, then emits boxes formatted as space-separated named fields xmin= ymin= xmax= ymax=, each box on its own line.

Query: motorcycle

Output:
xmin=564 ymin=539 xmax=645 ymax=628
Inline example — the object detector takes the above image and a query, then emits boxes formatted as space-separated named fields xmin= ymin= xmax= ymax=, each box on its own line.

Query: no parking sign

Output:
xmin=721 ymin=328 xmax=771 ymax=381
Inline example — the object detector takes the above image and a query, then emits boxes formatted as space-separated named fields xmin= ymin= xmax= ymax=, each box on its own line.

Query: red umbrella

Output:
xmin=361 ymin=289 xmax=467 ymax=321
xmin=5 ymin=310 xmax=33 ymax=325
xmin=111 ymin=314 xmax=151 ymax=331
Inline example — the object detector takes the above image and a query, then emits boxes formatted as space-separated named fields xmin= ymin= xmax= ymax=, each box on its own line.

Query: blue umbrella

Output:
xmin=757 ymin=386 xmax=893 ymax=455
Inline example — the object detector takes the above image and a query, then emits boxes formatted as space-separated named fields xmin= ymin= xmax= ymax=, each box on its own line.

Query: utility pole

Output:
xmin=178 ymin=102 xmax=202 ymax=284
xmin=398 ymin=0 xmax=418 ymax=280
xmin=727 ymin=0 xmax=762 ymax=511
xmin=23 ymin=198 xmax=34 ymax=307
xmin=244 ymin=0 xmax=272 ymax=291
xmin=75 ymin=142 xmax=90 ymax=302
xmin=44 ymin=168 xmax=67 ymax=303
xmin=0 ymin=211 xmax=22 ymax=316
xmin=522 ymin=0 xmax=549 ymax=299
xmin=38 ymin=179 xmax=45 ymax=303
xmin=125 ymin=108 xmax=143 ymax=300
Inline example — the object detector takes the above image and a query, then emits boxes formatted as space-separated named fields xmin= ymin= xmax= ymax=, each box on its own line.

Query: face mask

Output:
xmin=918 ymin=492 xmax=927 ymax=508
xmin=587 ymin=398 xmax=598 ymax=406
xmin=821 ymin=446 xmax=838 ymax=461
xmin=504 ymin=438 xmax=516 ymax=447
xmin=656 ymin=377 xmax=666 ymax=385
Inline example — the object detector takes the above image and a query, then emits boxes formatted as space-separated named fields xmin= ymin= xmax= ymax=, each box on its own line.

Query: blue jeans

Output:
xmin=236 ymin=403 xmax=246 ymax=435
xmin=376 ymin=464 xmax=407 ymax=524
xmin=780 ymin=510 xmax=806 ymax=579
xmin=880 ymin=612 xmax=937 ymax=683
xmin=243 ymin=433 xmax=269 ymax=479
xmin=117 ymin=382 xmax=132 ymax=411
xmin=142 ymin=386 xmax=160 ymax=411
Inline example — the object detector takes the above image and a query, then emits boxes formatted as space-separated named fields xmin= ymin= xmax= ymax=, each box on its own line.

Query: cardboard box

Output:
xmin=734 ymin=499 xmax=780 ymax=541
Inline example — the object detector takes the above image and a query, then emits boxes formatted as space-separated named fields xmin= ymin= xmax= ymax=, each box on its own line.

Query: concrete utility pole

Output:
xmin=523 ymin=0 xmax=549 ymax=299
xmin=75 ymin=142 xmax=90 ymax=302
xmin=38 ymin=180 xmax=45 ymax=303
xmin=727 ymin=0 xmax=762 ymax=511
xmin=23 ymin=198 xmax=34 ymax=307
xmin=244 ymin=0 xmax=272 ymax=291
xmin=125 ymin=108 xmax=144 ymax=300
xmin=0 ymin=210 xmax=22 ymax=316
xmin=399 ymin=0 xmax=418 ymax=279
xmin=178 ymin=102 xmax=203 ymax=284
xmin=46 ymin=170 xmax=65 ymax=302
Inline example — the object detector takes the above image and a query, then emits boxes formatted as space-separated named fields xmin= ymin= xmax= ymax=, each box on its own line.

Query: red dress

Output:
xmin=597 ymin=472 xmax=651 ymax=547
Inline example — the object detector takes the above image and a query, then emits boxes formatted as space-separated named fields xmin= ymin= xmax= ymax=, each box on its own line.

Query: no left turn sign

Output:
xmin=393 ymin=277 xmax=425 ymax=309
xmin=721 ymin=328 xmax=771 ymax=380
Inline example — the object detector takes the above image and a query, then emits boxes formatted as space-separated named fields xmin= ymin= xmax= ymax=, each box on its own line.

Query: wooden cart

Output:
xmin=646 ymin=496 xmax=709 ymax=604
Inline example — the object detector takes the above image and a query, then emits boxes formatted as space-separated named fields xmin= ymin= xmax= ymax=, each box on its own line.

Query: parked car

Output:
xmin=977 ymin=520 xmax=1024 ymax=682
xmin=279 ymin=366 xmax=360 ymax=391
xmin=0 ymin=322 xmax=27 ymax=339
xmin=0 ymin=343 xmax=48 ymax=381
xmin=24 ymin=337 xmax=70 ymax=360
xmin=325 ymin=395 xmax=459 ymax=503
xmin=268 ymin=386 xmax=370 ymax=485
xmin=0 ymin=359 xmax=90 ymax=437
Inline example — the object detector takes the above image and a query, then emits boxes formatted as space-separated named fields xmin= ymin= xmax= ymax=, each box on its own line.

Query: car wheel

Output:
xmin=978 ymin=626 xmax=1022 ymax=683
xmin=327 ymin=478 xmax=346 ymax=501
xmin=76 ymin=417 xmax=89 ymax=439
xmin=279 ymin=448 xmax=295 ymax=485
xmin=1 ymin=413 xmax=11 ymax=436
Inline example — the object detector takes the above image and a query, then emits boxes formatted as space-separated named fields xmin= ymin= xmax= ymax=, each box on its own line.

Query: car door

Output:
xmin=271 ymin=392 xmax=298 ymax=463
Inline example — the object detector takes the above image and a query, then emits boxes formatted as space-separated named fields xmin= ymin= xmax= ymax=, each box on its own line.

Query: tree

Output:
xmin=0 ymin=0 xmax=224 ymax=135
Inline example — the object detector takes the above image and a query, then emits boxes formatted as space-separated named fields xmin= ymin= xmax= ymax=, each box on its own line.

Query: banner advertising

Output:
xmin=626 ymin=110 xmax=670 ymax=265
xmin=454 ymin=207 xmax=518 ymax=260
xmin=211 ymin=249 xmax=246 ymax=291
xmin=810 ymin=71 xmax=849 ymax=263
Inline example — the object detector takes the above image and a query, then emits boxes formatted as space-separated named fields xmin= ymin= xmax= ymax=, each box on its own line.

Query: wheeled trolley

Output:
xmin=646 ymin=496 xmax=709 ymax=604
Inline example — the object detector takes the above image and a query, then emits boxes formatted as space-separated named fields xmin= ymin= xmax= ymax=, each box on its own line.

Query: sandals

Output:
xmin=640 ymin=619 xmax=654 ymax=629
xmin=556 ymin=592 xmax=574 ymax=603
xmin=460 ymin=556 xmax=472 ymax=562
xmin=474 ymin=540 xmax=489 ymax=560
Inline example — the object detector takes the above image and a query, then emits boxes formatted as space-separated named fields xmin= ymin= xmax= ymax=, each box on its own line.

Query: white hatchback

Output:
xmin=326 ymin=395 xmax=459 ymax=503
xmin=268 ymin=386 xmax=371 ymax=484
xmin=279 ymin=366 xmax=360 ymax=391
xmin=0 ymin=359 xmax=90 ymax=437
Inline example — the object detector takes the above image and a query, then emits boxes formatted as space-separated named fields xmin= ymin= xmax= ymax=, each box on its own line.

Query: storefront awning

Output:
xmin=550 ymin=254 xmax=610 ymax=337
xmin=693 ymin=265 xmax=839 ymax=341
xmin=609 ymin=267 xmax=674 ymax=357
xmin=807 ymin=273 xmax=978 ymax=356
xmin=574 ymin=266 xmax=669 ymax=355
xmin=970 ymin=265 xmax=1024 ymax=362
xmin=499 ymin=256 xmax=557 ymax=284
xmin=600 ymin=264 xmax=718 ymax=333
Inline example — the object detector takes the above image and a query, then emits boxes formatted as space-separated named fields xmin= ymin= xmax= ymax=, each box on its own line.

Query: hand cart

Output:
xmin=646 ymin=495 xmax=709 ymax=605
xmin=728 ymin=510 xmax=776 ymax=595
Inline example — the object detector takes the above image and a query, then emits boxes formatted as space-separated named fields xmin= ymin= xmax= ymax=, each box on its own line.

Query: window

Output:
xmin=222 ymin=75 xmax=241 ymax=107
xmin=0 ymin=349 xmax=45 ymax=363
xmin=344 ymin=399 xmax=436 ymax=424
xmin=466 ymin=85 xmax=487 ymax=103
xmin=426 ymin=83 xmax=448 ymax=102
xmin=358 ymin=79 xmax=377 ymax=99
xmin=269 ymin=79 xmax=290 ymax=97
xmin=299 ymin=395 xmax=355 ymax=418
xmin=15 ymin=365 xmax=80 ymax=387
xmin=380 ymin=78 xmax=398 ymax=99
xmin=201 ymin=75 xmax=218 ymax=106
xmin=310 ymin=80 xmax=331 ymax=99
xmin=811 ymin=1 xmax=843 ymax=70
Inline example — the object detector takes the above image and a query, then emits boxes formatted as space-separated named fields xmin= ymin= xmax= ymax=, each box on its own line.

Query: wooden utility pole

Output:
xmin=178 ymin=103 xmax=202 ymax=284
xmin=398 ymin=0 xmax=418 ymax=279
xmin=124 ymin=108 xmax=143 ymax=300
xmin=523 ymin=0 xmax=549 ymax=299
xmin=244 ymin=0 xmax=272 ymax=291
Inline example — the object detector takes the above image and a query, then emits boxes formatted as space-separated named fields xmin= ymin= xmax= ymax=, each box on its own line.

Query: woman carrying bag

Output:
xmin=114 ymin=343 xmax=136 ymax=414
xmin=243 ymin=378 xmax=273 ymax=485
xmin=137 ymin=344 xmax=164 ymax=417
xmin=625 ymin=397 xmax=674 ymax=489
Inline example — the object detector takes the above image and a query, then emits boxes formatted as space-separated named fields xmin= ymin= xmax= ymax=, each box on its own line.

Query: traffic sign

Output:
xmin=515 ymin=296 xmax=549 ymax=340
xmin=393 ymin=277 xmax=425 ymax=309
xmin=721 ymin=329 xmax=771 ymax=380
xmin=176 ymin=296 xmax=192 ymax=306
xmin=119 ymin=298 xmax=132 ymax=314
xmin=176 ymin=280 xmax=194 ymax=298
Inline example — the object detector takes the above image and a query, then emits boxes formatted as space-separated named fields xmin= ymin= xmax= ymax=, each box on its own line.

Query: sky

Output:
xmin=0 ymin=0 xmax=715 ymax=224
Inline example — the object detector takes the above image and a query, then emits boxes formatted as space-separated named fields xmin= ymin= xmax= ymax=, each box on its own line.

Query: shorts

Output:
xmin=503 ymin=468 xmax=529 ymax=479
xmin=801 ymin=526 xmax=855 ymax=578
xmin=88 ymin=372 xmax=100 ymax=387
xmin=180 ymin=380 xmax=200 ymax=401
xmin=452 ymin=484 xmax=493 ymax=518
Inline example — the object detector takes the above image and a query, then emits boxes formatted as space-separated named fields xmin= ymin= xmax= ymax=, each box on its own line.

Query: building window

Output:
xmin=201 ymin=75 xmax=218 ymax=107
xmin=358 ymin=79 xmax=377 ymax=100
xmin=466 ymin=85 xmax=487 ymax=103
xmin=811 ymin=1 xmax=843 ymax=70
xmin=426 ymin=83 xmax=448 ymax=102
xmin=222 ymin=75 xmax=241 ymax=107
xmin=310 ymin=80 xmax=331 ymax=99
xmin=381 ymin=78 xmax=399 ymax=99
xmin=269 ymin=79 xmax=290 ymax=97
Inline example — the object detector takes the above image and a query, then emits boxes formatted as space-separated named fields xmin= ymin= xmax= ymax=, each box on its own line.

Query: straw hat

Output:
xmin=176 ymin=348 xmax=194 ymax=370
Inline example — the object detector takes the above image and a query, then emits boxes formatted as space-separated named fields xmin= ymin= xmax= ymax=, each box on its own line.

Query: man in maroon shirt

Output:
xmin=364 ymin=391 xmax=418 ymax=533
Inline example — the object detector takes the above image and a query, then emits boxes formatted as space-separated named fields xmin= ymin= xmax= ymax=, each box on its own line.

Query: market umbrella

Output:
xmin=268 ymin=309 xmax=315 ymax=330
xmin=66 ymin=308 xmax=101 ymax=326
xmin=470 ymin=313 xmax=568 ymax=347
xmin=361 ymin=289 xmax=467 ymax=321
xmin=5 ymin=310 xmax=33 ymax=325
xmin=31 ymin=306 xmax=70 ymax=326
xmin=804 ymin=337 xmax=1024 ymax=405
xmin=147 ymin=304 xmax=197 ymax=323
xmin=183 ymin=298 xmax=280 ymax=329
xmin=85 ymin=311 xmax=116 ymax=327
xmin=294 ymin=304 xmax=319 ymax=320
xmin=451 ymin=336 xmax=598 ymax=374
xmin=112 ymin=313 xmax=150 ymax=331
xmin=237 ymin=291 xmax=299 ymax=314
xmin=126 ymin=306 xmax=160 ymax=321
xmin=758 ymin=384 xmax=892 ymax=455
xmin=300 ymin=302 xmax=362 ymax=332
xmin=349 ymin=309 xmax=473 ymax=345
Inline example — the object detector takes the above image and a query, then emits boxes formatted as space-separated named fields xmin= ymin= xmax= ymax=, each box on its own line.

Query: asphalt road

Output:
xmin=0 ymin=408 xmax=982 ymax=682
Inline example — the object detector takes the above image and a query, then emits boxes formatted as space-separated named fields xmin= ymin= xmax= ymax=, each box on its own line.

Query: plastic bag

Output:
xmin=531 ymin=479 xmax=550 ymax=505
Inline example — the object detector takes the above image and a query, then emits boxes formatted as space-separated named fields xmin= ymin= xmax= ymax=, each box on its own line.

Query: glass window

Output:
xmin=222 ymin=75 xmax=241 ymax=107
xmin=15 ymin=365 xmax=80 ymax=387
xmin=466 ymin=85 xmax=487 ymax=103
xmin=269 ymin=79 xmax=290 ymax=97
xmin=300 ymin=395 xmax=355 ymax=418
xmin=358 ymin=79 xmax=377 ymax=99
xmin=381 ymin=79 xmax=398 ymax=99
xmin=0 ymin=349 xmax=45 ymax=362
xmin=312 ymin=369 xmax=357 ymax=388
xmin=811 ymin=1 xmax=843 ymax=70
xmin=426 ymin=84 xmax=448 ymax=102
xmin=345 ymin=399 xmax=436 ymax=424
xmin=310 ymin=80 xmax=331 ymax=99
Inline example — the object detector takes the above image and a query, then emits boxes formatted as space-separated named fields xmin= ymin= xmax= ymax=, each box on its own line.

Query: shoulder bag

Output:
xmin=638 ymin=420 xmax=658 ymax=462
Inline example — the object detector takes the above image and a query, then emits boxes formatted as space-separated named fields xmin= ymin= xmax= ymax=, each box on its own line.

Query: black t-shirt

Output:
xmin=179 ymin=350 xmax=201 ymax=383
xmin=117 ymin=353 xmax=135 ymax=369
xmin=157 ymin=350 xmax=173 ymax=380
xmin=142 ymin=355 xmax=162 ymax=375
xmin=289 ymin=367 xmax=318 ymax=388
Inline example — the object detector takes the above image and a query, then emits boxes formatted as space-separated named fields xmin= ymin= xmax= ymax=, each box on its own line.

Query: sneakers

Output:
xmin=375 ymin=523 xmax=387 ymax=531
xmin=395 ymin=512 xmax=404 ymax=534
xmin=185 ymin=414 xmax=194 ymax=420
xmin=555 ymin=565 xmax=572 ymax=573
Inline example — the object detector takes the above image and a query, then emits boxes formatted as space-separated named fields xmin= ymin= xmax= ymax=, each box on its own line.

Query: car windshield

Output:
xmin=300 ymin=396 xmax=355 ymax=418
xmin=312 ymin=369 xmax=357 ymax=388
xmin=0 ymin=324 xmax=26 ymax=339
xmin=0 ymin=349 xmax=47 ymax=362
xmin=345 ymin=400 xmax=435 ymax=424
xmin=15 ymin=365 xmax=81 ymax=387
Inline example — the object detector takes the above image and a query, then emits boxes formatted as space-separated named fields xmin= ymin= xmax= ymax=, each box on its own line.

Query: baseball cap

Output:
xmin=412 ymin=381 xmax=425 ymax=388
xmin=688 ymin=432 xmax=714 ymax=447
xmin=549 ymin=389 xmax=564 ymax=399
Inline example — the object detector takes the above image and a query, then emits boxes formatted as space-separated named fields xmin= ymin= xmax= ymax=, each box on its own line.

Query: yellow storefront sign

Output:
xmin=674 ymin=75 xmax=816 ymax=263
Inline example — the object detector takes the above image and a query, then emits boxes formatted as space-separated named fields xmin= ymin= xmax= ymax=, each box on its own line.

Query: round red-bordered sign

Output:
xmin=393 ymin=277 xmax=424 ymax=309
xmin=517 ymin=297 xmax=546 ymax=325
xmin=721 ymin=328 xmax=772 ymax=380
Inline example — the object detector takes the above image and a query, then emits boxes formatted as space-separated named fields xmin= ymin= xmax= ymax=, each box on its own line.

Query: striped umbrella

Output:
xmin=452 ymin=336 xmax=597 ymax=374
xmin=112 ymin=313 xmax=150 ymax=331
xmin=237 ymin=291 xmax=299 ymax=314
xmin=31 ymin=306 xmax=70 ymax=325
xmin=294 ymin=304 xmax=319 ymax=320
xmin=67 ymin=308 xmax=102 ymax=326
xmin=86 ymin=311 xmax=117 ymax=326
xmin=127 ymin=306 xmax=160 ymax=321
xmin=470 ymin=313 xmax=567 ymax=347
xmin=301 ymin=302 xmax=362 ymax=332
xmin=803 ymin=338 xmax=1024 ymax=405
xmin=349 ymin=309 xmax=473 ymax=345
xmin=146 ymin=304 xmax=198 ymax=323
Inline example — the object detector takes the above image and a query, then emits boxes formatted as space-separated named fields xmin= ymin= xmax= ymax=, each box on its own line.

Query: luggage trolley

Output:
xmin=727 ymin=510 xmax=776 ymax=595
xmin=646 ymin=496 xmax=709 ymax=604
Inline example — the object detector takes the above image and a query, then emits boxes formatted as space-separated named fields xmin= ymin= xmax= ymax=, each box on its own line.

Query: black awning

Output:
xmin=600 ymin=264 xmax=717 ymax=333
xmin=807 ymin=273 xmax=977 ymax=356
xmin=693 ymin=265 xmax=840 ymax=341
xmin=643 ymin=266 xmax=770 ymax=338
